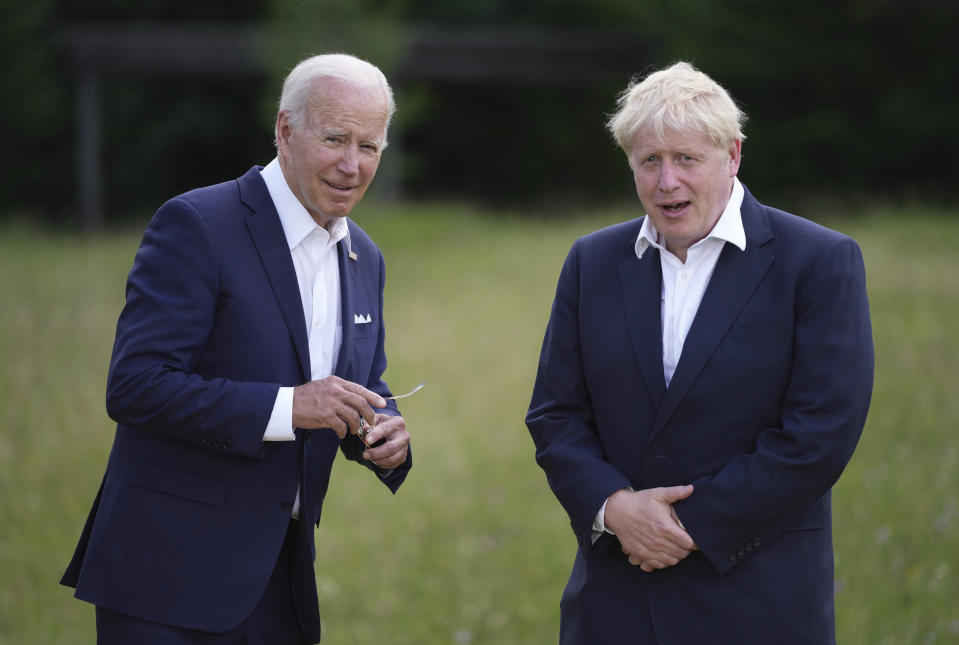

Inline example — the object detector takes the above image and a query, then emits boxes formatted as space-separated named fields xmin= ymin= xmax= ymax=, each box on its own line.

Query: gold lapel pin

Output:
xmin=348 ymin=251 xmax=358 ymax=261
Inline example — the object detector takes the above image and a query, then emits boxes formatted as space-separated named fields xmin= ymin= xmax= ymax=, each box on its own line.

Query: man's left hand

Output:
xmin=360 ymin=413 xmax=410 ymax=469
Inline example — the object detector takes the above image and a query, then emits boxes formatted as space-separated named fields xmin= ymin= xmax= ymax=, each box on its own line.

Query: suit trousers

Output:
xmin=95 ymin=519 xmax=313 ymax=645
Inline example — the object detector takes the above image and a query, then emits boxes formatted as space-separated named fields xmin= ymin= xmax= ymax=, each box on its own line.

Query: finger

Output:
xmin=640 ymin=529 xmax=693 ymax=560
xmin=364 ymin=415 xmax=408 ymax=445
xmin=363 ymin=441 xmax=409 ymax=466
xmin=641 ymin=553 xmax=677 ymax=570
xmin=362 ymin=433 xmax=409 ymax=467
xmin=362 ymin=437 xmax=408 ymax=466
xmin=627 ymin=554 xmax=667 ymax=571
xmin=335 ymin=404 xmax=366 ymax=435
xmin=343 ymin=380 xmax=387 ymax=409
xmin=337 ymin=390 xmax=377 ymax=427
xmin=359 ymin=419 xmax=389 ymax=446
xmin=658 ymin=484 xmax=694 ymax=504
xmin=653 ymin=531 xmax=695 ymax=556
xmin=329 ymin=415 xmax=349 ymax=440
xmin=666 ymin=526 xmax=697 ymax=552
xmin=364 ymin=447 xmax=407 ymax=469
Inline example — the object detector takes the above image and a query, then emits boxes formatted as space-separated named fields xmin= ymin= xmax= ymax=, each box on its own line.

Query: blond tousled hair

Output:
xmin=607 ymin=61 xmax=746 ymax=152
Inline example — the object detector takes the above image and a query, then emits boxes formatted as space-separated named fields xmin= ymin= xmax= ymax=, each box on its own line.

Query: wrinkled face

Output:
xmin=277 ymin=80 xmax=388 ymax=227
xmin=628 ymin=127 xmax=741 ymax=261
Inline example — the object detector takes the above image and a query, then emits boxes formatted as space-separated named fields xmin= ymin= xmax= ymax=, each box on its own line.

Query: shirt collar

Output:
xmin=635 ymin=177 xmax=747 ymax=259
xmin=260 ymin=158 xmax=349 ymax=251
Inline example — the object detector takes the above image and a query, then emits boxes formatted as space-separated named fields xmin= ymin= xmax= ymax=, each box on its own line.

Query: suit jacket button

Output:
xmin=281 ymin=501 xmax=294 ymax=512
xmin=738 ymin=547 xmax=745 ymax=556
xmin=745 ymin=543 xmax=753 ymax=552
xmin=728 ymin=553 xmax=738 ymax=563
xmin=754 ymin=537 xmax=762 ymax=547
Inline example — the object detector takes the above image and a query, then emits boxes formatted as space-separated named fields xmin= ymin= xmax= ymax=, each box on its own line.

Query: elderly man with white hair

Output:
xmin=62 ymin=53 xmax=412 ymax=645
xmin=527 ymin=61 xmax=874 ymax=644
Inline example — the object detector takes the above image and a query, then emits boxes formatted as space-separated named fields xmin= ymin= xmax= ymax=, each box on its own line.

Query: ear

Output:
xmin=728 ymin=139 xmax=742 ymax=176
xmin=276 ymin=111 xmax=293 ymax=156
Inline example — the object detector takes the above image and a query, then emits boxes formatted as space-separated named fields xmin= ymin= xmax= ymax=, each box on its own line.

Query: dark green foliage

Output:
xmin=2 ymin=0 xmax=957 ymax=221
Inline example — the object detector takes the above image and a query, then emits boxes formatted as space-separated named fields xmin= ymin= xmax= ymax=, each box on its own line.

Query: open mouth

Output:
xmin=324 ymin=180 xmax=353 ymax=191
xmin=661 ymin=201 xmax=690 ymax=214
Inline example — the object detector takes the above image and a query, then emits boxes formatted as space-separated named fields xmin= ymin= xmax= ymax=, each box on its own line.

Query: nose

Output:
xmin=658 ymin=160 xmax=680 ymax=192
xmin=336 ymin=145 xmax=360 ymax=175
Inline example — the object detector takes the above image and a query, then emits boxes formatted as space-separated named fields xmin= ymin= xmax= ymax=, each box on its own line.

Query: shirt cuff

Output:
xmin=263 ymin=386 xmax=296 ymax=441
xmin=591 ymin=498 xmax=614 ymax=544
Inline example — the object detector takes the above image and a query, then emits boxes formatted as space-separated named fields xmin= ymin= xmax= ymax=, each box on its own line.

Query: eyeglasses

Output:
xmin=357 ymin=382 xmax=425 ymax=447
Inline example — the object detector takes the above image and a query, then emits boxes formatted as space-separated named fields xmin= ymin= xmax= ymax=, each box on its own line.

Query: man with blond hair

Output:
xmin=62 ymin=53 xmax=412 ymax=644
xmin=527 ymin=61 xmax=873 ymax=644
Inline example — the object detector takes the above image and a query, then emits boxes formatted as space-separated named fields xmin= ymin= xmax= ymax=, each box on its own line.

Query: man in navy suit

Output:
xmin=526 ymin=62 xmax=873 ymax=644
xmin=62 ymin=53 xmax=412 ymax=644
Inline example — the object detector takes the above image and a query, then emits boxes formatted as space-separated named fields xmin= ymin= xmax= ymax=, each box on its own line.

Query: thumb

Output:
xmin=658 ymin=484 xmax=694 ymax=504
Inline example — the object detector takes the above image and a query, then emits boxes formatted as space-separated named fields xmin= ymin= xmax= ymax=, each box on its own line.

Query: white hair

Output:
xmin=607 ymin=61 xmax=746 ymax=151
xmin=277 ymin=53 xmax=396 ymax=145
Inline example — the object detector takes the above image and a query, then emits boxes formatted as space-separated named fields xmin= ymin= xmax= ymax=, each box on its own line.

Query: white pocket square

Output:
xmin=354 ymin=313 xmax=372 ymax=324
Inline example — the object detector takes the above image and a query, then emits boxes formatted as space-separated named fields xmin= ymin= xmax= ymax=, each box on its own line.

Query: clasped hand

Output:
xmin=604 ymin=485 xmax=699 ymax=573
xmin=292 ymin=375 xmax=410 ymax=469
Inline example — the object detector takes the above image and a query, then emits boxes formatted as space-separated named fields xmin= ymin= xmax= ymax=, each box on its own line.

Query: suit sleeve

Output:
xmin=526 ymin=241 xmax=632 ymax=552
xmin=105 ymin=198 xmax=279 ymax=459
xmin=674 ymin=235 xmax=874 ymax=574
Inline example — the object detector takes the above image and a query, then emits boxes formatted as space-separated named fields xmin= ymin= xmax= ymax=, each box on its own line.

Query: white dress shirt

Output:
xmin=259 ymin=158 xmax=349 ymax=515
xmin=592 ymin=178 xmax=747 ymax=540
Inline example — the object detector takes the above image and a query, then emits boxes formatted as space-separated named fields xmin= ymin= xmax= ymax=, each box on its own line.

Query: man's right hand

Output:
xmin=604 ymin=485 xmax=698 ymax=573
xmin=292 ymin=376 xmax=387 ymax=439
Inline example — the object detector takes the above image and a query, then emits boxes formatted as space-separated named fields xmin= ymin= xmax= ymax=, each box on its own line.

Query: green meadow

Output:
xmin=1 ymin=204 xmax=957 ymax=644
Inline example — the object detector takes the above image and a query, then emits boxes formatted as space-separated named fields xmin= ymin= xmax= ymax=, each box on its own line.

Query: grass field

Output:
xmin=1 ymin=203 xmax=957 ymax=644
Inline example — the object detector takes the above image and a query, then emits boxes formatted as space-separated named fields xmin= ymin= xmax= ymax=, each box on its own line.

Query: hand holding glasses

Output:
xmin=357 ymin=382 xmax=425 ymax=447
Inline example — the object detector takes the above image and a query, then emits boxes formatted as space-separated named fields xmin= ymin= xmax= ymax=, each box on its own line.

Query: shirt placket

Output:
xmin=308 ymin=237 xmax=333 ymax=380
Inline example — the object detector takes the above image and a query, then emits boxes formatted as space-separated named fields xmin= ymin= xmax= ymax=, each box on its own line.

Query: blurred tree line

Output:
xmin=3 ymin=0 xmax=957 ymax=223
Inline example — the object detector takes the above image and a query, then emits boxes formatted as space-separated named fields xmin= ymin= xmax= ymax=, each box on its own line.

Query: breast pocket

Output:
xmin=351 ymin=314 xmax=378 ymax=339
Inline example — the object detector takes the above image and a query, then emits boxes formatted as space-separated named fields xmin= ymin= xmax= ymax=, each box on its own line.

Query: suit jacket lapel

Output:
xmin=333 ymin=229 xmax=357 ymax=378
xmin=239 ymin=168 xmax=311 ymax=382
xmin=619 ymin=238 xmax=667 ymax=410
xmin=648 ymin=191 xmax=775 ymax=442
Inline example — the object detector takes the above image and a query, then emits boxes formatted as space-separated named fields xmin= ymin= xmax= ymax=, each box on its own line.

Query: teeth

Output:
xmin=326 ymin=181 xmax=350 ymax=190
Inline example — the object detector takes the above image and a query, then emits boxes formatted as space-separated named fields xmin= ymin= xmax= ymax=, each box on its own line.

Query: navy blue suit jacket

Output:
xmin=526 ymin=187 xmax=873 ymax=644
xmin=62 ymin=167 xmax=411 ymax=632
